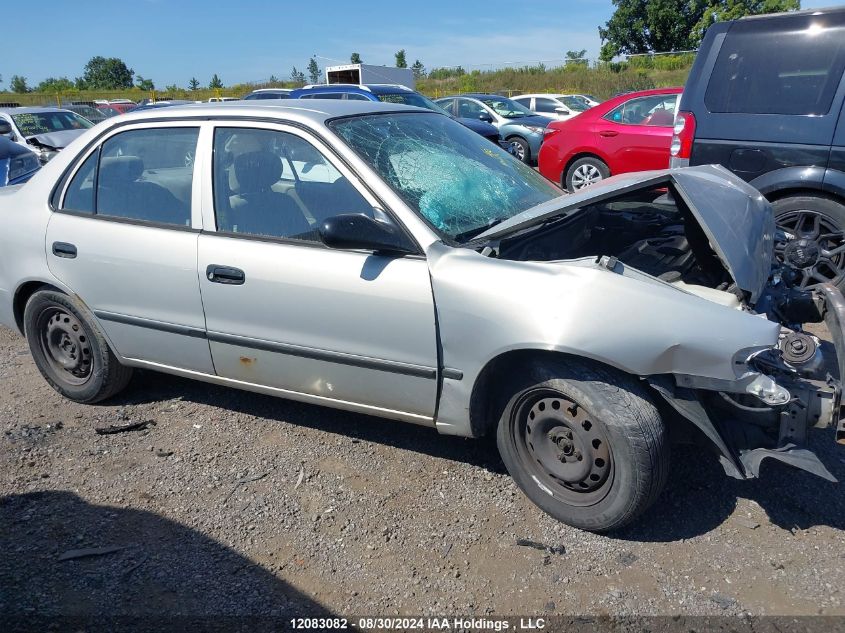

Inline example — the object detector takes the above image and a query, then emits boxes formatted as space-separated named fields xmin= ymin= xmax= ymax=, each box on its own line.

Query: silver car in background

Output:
xmin=0 ymin=101 xmax=842 ymax=532
xmin=0 ymin=106 xmax=94 ymax=163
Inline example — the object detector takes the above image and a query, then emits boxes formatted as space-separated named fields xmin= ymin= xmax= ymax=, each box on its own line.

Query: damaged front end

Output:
xmin=473 ymin=165 xmax=845 ymax=482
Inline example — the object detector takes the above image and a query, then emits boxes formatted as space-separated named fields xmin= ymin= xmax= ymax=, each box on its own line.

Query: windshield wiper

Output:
xmin=454 ymin=217 xmax=509 ymax=243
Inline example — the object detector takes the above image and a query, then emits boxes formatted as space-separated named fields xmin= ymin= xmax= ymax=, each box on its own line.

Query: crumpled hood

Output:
xmin=476 ymin=165 xmax=775 ymax=302
xmin=26 ymin=129 xmax=86 ymax=150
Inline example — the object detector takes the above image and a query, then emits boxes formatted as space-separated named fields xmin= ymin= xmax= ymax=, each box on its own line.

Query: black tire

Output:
xmin=565 ymin=157 xmax=609 ymax=191
xmin=23 ymin=290 xmax=133 ymax=403
xmin=507 ymin=137 xmax=531 ymax=164
xmin=771 ymin=195 xmax=845 ymax=291
xmin=496 ymin=358 xmax=669 ymax=532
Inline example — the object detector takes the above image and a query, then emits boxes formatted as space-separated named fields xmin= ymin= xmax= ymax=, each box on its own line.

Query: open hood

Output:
xmin=476 ymin=165 xmax=775 ymax=302
xmin=25 ymin=129 xmax=86 ymax=151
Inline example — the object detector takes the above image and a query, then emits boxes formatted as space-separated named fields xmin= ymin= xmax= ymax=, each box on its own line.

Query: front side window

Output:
xmin=212 ymin=127 xmax=373 ymax=241
xmin=705 ymin=15 xmax=845 ymax=115
xmin=534 ymin=98 xmax=560 ymax=114
xmin=457 ymin=99 xmax=488 ymax=119
xmin=61 ymin=127 xmax=198 ymax=226
xmin=331 ymin=112 xmax=560 ymax=241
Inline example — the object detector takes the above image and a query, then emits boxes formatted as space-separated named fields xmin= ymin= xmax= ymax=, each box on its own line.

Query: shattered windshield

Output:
xmin=376 ymin=92 xmax=449 ymax=115
xmin=330 ymin=112 xmax=560 ymax=241
xmin=11 ymin=111 xmax=93 ymax=137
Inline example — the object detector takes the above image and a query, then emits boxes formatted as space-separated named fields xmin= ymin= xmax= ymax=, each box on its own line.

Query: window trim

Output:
xmin=205 ymin=120 xmax=422 ymax=254
xmin=56 ymin=120 xmax=204 ymax=231
xmin=49 ymin=113 xmax=429 ymax=255
xmin=602 ymin=94 xmax=679 ymax=127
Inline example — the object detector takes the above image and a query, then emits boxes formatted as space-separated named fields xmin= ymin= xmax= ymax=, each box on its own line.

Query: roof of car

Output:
xmin=294 ymin=84 xmax=414 ymax=95
xmin=113 ymin=100 xmax=428 ymax=126
xmin=0 ymin=135 xmax=35 ymax=159
xmin=0 ymin=106 xmax=70 ymax=115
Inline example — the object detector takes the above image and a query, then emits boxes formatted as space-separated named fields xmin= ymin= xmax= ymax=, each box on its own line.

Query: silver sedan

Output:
xmin=0 ymin=100 xmax=842 ymax=532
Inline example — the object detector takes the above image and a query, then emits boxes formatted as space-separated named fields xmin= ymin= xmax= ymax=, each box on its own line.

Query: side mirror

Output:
xmin=0 ymin=121 xmax=12 ymax=136
xmin=554 ymin=107 xmax=570 ymax=115
xmin=478 ymin=113 xmax=494 ymax=123
xmin=319 ymin=213 xmax=415 ymax=256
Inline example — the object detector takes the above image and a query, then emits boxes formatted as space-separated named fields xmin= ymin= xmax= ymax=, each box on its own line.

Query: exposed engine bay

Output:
xmin=475 ymin=173 xmax=845 ymax=482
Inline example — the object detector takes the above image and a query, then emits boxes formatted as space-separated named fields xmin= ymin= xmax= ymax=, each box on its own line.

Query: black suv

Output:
xmin=673 ymin=7 xmax=845 ymax=290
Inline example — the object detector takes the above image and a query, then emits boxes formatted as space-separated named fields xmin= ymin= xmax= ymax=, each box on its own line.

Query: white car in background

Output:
xmin=512 ymin=94 xmax=589 ymax=121
xmin=0 ymin=107 xmax=94 ymax=164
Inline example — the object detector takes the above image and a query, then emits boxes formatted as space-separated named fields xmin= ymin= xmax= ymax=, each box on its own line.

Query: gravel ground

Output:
xmin=1 ymin=322 xmax=844 ymax=624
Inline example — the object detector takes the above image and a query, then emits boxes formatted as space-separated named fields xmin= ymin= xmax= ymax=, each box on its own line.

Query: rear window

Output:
xmin=704 ymin=15 xmax=845 ymax=116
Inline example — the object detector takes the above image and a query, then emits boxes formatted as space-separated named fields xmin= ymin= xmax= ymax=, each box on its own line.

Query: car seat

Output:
xmin=228 ymin=150 xmax=312 ymax=238
xmin=97 ymin=156 xmax=189 ymax=225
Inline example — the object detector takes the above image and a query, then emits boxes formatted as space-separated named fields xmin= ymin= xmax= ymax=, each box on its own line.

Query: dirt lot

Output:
xmin=1 ymin=321 xmax=844 ymax=625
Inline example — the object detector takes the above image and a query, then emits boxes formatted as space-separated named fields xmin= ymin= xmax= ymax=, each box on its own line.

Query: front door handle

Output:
xmin=206 ymin=265 xmax=245 ymax=285
xmin=599 ymin=130 xmax=619 ymax=138
xmin=52 ymin=242 xmax=77 ymax=258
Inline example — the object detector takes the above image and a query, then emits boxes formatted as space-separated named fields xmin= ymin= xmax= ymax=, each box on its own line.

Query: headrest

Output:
xmin=99 ymin=156 xmax=143 ymax=184
xmin=233 ymin=150 xmax=282 ymax=193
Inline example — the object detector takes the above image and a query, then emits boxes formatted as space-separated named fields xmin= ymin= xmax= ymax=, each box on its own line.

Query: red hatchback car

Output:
xmin=538 ymin=87 xmax=683 ymax=191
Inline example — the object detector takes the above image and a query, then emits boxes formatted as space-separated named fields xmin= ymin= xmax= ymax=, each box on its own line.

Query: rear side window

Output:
xmin=705 ymin=16 xmax=845 ymax=115
xmin=61 ymin=127 xmax=199 ymax=226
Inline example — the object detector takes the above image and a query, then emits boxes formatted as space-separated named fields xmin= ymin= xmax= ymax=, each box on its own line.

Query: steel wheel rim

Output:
xmin=775 ymin=210 xmax=845 ymax=289
xmin=512 ymin=389 xmax=613 ymax=507
xmin=37 ymin=307 xmax=93 ymax=386
xmin=509 ymin=140 xmax=526 ymax=161
xmin=571 ymin=164 xmax=603 ymax=189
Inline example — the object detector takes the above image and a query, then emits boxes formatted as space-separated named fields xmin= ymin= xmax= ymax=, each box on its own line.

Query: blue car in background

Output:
xmin=0 ymin=135 xmax=40 ymax=187
xmin=290 ymin=84 xmax=501 ymax=145
xmin=435 ymin=94 xmax=554 ymax=164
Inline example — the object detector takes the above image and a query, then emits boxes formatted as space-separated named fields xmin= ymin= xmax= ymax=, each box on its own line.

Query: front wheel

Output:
xmin=565 ymin=157 xmax=609 ymax=191
xmin=496 ymin=358 xmax=669 ymax=532
xmin=507 ymin=137 xmax=531 ymax=164
xmin=24 ymin=290 xmax=133 ymax=403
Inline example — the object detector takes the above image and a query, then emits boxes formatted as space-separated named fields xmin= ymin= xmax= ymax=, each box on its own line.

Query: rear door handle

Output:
xmin=206 ymin=265 xmax=245 ymax=285
xmin=599 ymin=130 xmax=619 ymax=137
xmin=52 ymin=242 xmax=77 ymax=258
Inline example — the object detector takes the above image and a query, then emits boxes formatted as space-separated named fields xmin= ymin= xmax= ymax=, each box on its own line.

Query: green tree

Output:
xmin=10 ymin=75 xmax=28 ymax=93
xmin=350 ymin=52 xmax=362 ymax=64
xmin=410 ymin=59 xmax=426 ymax=79
xmin=291 ymin=67 xmax=306 ymax=85
xmin=565 ymin=49 xmax=589 ymax=65
xmin=209 ymin=74 xmax=224 ymax=89
xmin=136 ymin=76 xmax=155 ymax=91
xmin=36 ymin=77 xmax=75 ymax=93
xmin=165 ymin=84 xmax=180 ymax=93
xmin=268 ymin=74 xmax=280 ymax=84
xmin=692 ymin=0 xmax=800 ymax=41
xmin=82 ymin=56 xmax=134 ymax=89
xmin=307 ymin=58 xmax=320 ymax=84
xmin=74 ymin=77 xmax=88 ymax=90
xmin=188 ymin=77 xmax=200 ymax=91
xmin=599 ymin=0 xmax=800 ymax=61
xmin=395 ymin=49 xmax=407 ymax=68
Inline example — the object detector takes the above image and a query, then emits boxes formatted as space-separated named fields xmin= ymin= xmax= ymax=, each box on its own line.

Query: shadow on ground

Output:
xmin=0 ymin=490 xmax=333 ymax=631
xmin=112 ymin=370 xmax=845 ymax=543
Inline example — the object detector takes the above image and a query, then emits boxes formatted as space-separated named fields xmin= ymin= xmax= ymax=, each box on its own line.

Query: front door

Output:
xmin=197 ymin=124 xmax=439 ymax=422
xmin=45 ymin=123 xmax=213 ymax=373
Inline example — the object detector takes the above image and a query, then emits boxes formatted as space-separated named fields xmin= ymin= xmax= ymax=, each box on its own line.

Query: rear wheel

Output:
xmin=496 ymin=358 xmax=669 ymax=532
xmin=565 ymin=157 xmax=609 ymax=191
xmin=772 ymin=195 xmax=845 ymax=291
xmin=24 ymin=290 xmax=133 ymax=403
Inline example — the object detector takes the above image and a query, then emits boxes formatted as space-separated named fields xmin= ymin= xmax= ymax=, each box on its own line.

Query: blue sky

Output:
xmin=1 ymin=0 xmax=837 ymax=87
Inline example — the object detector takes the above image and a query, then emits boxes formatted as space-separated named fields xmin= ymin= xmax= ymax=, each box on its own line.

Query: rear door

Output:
xmin=46 ymin=122 xmax=213 ymax=373
xmin=196 ymin=123 xmax=439 ymax=423
xmin=598 ymin=94 xmax=678 ymax=173
xmin=686 ymin=11 xmax=845 ymax=179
